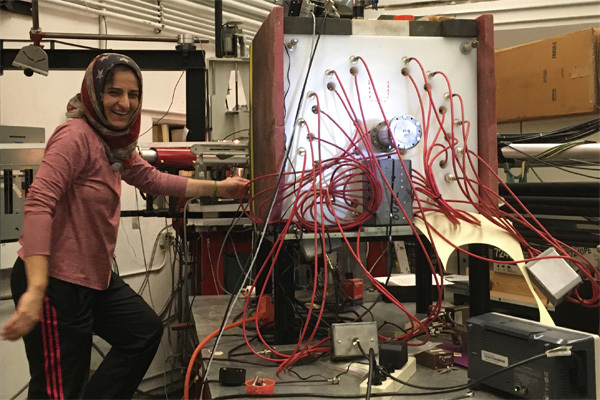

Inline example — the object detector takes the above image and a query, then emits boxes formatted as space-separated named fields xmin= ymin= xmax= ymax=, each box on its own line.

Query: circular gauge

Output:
xmin=369 ymin=115 xmax=422 ymax=152
xmin=390 ymin=115 xmax=422 ymax=150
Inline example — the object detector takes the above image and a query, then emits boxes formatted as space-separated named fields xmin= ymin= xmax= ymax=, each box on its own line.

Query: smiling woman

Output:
xmin=102 ymin=66 xmax=141 ymax=130
xmin=65 ymin=53 xmax=145 ymax=171
xmin=2 ymin=53 xmax=249 ymax=399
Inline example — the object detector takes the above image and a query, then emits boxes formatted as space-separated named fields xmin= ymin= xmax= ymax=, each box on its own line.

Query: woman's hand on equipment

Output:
xmin=216 ymin=176 xmax=250 ymax=199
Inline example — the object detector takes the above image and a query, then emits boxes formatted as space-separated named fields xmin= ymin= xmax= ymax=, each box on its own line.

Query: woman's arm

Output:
xmin=185 ymin=176 xmax=249 ymax=199
xmin=124 ymin=152 xmax=249 ymax=199
xmin=1 ymin=255 xmax=49 ymax=341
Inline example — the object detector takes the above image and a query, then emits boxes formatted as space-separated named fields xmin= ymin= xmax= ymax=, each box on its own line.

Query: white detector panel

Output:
xmin=282 ymin=33 xmax=479 ymax=223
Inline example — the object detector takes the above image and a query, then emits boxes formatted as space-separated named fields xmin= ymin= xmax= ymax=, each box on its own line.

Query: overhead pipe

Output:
xmin=36 ymin=31 xmax=208 ymax=43
xmin=30 ymin=0 xmax=207 ymax=44
xmin=161 ymin=4 xmax=219 ymax=27
xmin=102 ymin=0 xmax=162 ymax=15
xmin=42 ymin=0 xmax=212 ymax=42
xmin=44 ymin=0 xmax=164 ymax=30
xmin=198 ymin=0 xmax=275 ymax=14
xmin=501 ymin=143 xmax=600 ymax=165
xmin=51 ymin=0 xmax=266 ymax=31
xmin=161 ymin=14 xmax=216 ymax=35
xmin=66 ymin=0 xmax=161 ymax=21
xmin=163 ymin=0 xmax=264 ymax=29
xmin=120 ymin=0 xmax=162 ymax=11
xmin=161 ymin=18 xmax=217 ymax=39
xmin=242 ymin=0 xmax=278 ymax=11
xmin=41 ymin=0 xmax=260 ymax=50
xmin=221 ymin=0 xmax=270 ymax=17
xmin=161 ymin=3 xmax=258 ymax=38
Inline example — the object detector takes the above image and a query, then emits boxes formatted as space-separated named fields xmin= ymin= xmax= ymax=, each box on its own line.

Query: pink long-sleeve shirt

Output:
xmin=18 ymin=118 xmax=188 ymax=290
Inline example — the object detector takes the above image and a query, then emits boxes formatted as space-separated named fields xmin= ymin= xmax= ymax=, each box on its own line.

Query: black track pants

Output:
xmin=11 ymin=258 xmax=163 ymax=399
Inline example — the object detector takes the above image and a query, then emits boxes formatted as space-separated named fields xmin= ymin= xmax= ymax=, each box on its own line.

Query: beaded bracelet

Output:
xmin=213 ymin=180 xmax=218 ymax=197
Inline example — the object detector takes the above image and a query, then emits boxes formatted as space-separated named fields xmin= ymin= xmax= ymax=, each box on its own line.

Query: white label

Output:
xmin=481 ymin=350 xmax=508 ymax=367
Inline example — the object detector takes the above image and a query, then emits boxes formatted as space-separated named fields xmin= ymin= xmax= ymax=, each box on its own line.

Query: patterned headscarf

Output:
xmin=66 ymin=53 xmax=143 ymax=171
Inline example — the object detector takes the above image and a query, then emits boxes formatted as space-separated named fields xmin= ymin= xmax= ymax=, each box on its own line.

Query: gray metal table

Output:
xmin=190 ymin=295 xmax=504 ymax=399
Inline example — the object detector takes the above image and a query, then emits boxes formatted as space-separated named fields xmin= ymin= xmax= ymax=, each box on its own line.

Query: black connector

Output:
xmin=379 ymin=340 xmax=408 ymax=371
xmin=218 ymin=367 xmax=246 ymax=386
xmin=372 ymin=368 xmax=385 ymax=386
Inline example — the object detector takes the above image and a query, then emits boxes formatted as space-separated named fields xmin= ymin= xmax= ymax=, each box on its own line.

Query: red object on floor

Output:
xmin=342 ymin=278 xmax=364 ymax=305
xmin=245 ymin=378 xmax=275 ymax=395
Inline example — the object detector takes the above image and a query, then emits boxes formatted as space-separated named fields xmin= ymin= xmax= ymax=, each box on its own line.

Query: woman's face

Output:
xmin=102 ymin=70 xmax=140 ymax=129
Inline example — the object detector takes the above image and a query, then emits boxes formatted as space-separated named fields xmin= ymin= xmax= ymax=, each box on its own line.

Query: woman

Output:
xmin=1 ymin=53 xmax=248 ymax=399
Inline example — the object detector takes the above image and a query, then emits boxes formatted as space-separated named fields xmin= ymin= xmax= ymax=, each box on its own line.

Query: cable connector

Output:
xmin=327 ymin=377 xmax=340 ymax=385
xmin=324 ymin=0 xmax=340 ymax=17
xmin=546 ymin=346 xmax=572 ymax=358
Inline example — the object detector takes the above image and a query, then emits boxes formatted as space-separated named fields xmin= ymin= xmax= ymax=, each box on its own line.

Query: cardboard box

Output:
xmin=495 ymin=28 xmax=599 ymax=122
xmin=489 ymin=269 xmax=548 ymax=306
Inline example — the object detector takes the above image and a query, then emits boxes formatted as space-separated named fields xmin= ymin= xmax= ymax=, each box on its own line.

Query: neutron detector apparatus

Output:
xmin=249 ymin=10 xmax=497 ymax=230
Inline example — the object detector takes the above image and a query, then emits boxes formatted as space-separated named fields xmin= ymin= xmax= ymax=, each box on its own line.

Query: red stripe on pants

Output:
xmin=41 ymin=298 xmax=64 ymax=399
xmin=51 ymin=305 xmax=64 ymax=399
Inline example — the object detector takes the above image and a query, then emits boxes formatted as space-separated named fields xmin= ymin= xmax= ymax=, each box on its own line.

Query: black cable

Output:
xmin=8 ymin=382 xmax=28 ymax=400
xmin=355 ymin=293 xmax=381 ymax=321
xmin=286 ymin=367 xmax=329 ymax=381
xmin=498 ymin=117 xmax=599 ymax=144
xmin=228 ymin=335 xmax=259 ymax=358
xmin=210 ymin=357 xmax=277 ymax=367
xmin=214 ymin=204 xmax=247 ymax=294
xmin=277 ymin=379 xmax=330 ymax=384
xmin=365 ymin=347 xmax=375 ymax=400
xmin=380 ymin=350 xmax=548 ymax=393
xmin=378 ymin=320 xmax=408 ymax=334
xmin=283 ymin=43 xmax=292 ymax=119
xmin=138 ymin=225 xmax=172 ymax=297
xmin=197 ymin=212 xmax=257 ymax=395
xmin=139 ymin=71 xmax=185 ymax=138
xmin=221 ymin=129 xmax=250 ymax=140
xmin=196 ymin=11 xmax=332 ymax=396
xmin=501 ymin=143 xmax=600 ymax=179
xmin=335 ymin=361 xmax=358 ymax=380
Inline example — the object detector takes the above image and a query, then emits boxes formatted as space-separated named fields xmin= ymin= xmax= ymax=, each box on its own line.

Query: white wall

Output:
xmin=1 ymin=2 xmax=216 ymax=398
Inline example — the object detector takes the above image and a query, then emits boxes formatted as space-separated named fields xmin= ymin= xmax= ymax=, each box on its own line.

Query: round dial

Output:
xmin=390 ymin=115 xmax=422 ymax=150
xmin=369 ymin=115 xmax=422 ymax=152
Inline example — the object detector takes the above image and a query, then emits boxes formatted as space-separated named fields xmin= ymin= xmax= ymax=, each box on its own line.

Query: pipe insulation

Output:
xmin=44 ymin=0 xmax=215 ymax=40
xmin=101 ymin=0 xmax=162 ymax=15
xmin=44 ymin=0 xmax=163 ymax=30
xmin=162 ymin=0 xmax=264 ymax=29
xmin=43 ymin=0 xmax=265 ymax=43
xmin=64 ymin=0 xmax=162 ymax=22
